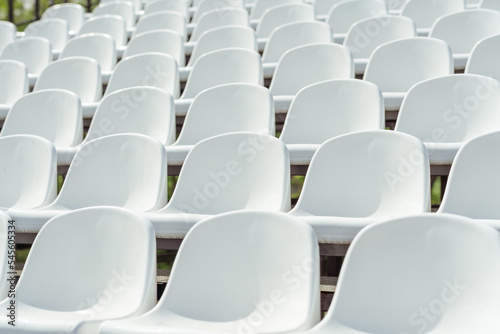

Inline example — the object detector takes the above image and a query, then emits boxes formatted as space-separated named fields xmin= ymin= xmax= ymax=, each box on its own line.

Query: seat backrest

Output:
xmin=85 ymin=87 xmax=175 ymax=145
xmin=327 ymin=0 xmax=387 ymax=35
xmin=280 ymin=79 xmax=384 ymax=144
xmin=364 ymin=37 xmax=453 ymax=93
xmin=261 ymin=21 xmax=332 ymax=63
xmin=292 ymin=130 xmax=430 ymax=217
xmin=79 ymin=14 xmax=127 ymax=47
xmin=256 ymin=3 xmax=315 ymax=39
xmin=188 ymin=25 xmax=256 ymax=66
xmin=176 ymin=83 xmax=274 ymax=145
xmin=41 ymin=3 xmax=85 ymax=35
xmin=167 ymin=132 xmax=290 ymax=214
xmin=24 ymin=18 xmax=68 ymax=52
xmin=0 ymin=60 xmax=28 ymax=105
xmin=0 ymin=21 xmax=16 ymax=53
xmin=144 ymin=0 xmax=189 ymax=17
xmin=133 ymin=11 xmax=187 ymax=40
xmin=34 ymin=56 xmax=102 ymax=104
xmin=0 ymin=37 xmax=52 ymax=76
xmin=395 ymin=74 xmax=500 ymax=144
xmin=481 ymin=0 xmax=500 ymax=10
xmin=321 ymin=213 xmax=500 ymax=333
xmin=158 ymin=210 xmax=320 ymax=332
xmin=402 ymin=0 xmax=464 ymax=30
xmin=269 ymin=43 xmax=353 ymax=96
xmin=17 ymin=206 xmax=156 ymax=316
xmin=429 ymin=9 xmax=500 ymax=54
xmin=93 ymin=1 xmax=136 ymax=30
xmin=1 ymin=89 xmax=83 ymax=148
xmin=60 ymin=33 xmax=116 ymax=73
xmin=181 ymin=48 xmax=262 ymax=99
xmin=251 ymin=0 xmax=302 ymax=20
xmin=344 ymin=15 xmax=416 ymax=59
xmin=0 ymin=135 xmax=56 ymax=209
xmin=124 ymin=29 xmax=185 ymax=67
xmin=106 ymin=52 xmax=179 ymax=98
xmin=465 ymin=34 xmax=500 ymax=82
xmin=190 ymin=8 xmax=249 ymax=42
xmin=193 ymin=0 xmax=243 ymax=22
xmin=56 ymin=134 xmax=168 ymax=211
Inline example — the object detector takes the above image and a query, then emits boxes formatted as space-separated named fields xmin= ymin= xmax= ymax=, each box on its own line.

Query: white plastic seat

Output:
xmin=1 ymin=89 xmax=82 ymax=150
xmin=395 ymin=74 xmax=500 ymax=165
xmin=8 ymin=134 xmax=169 ymax=233
xmin=0 ymin=135 xmax=56 ymax=210
xmin=143 ymin=0 xmax=189 ymax=17
xmin=256 ymin=3 xmax=315 ymax=51
xmin=93 ymin=1 xmax=136 ymax=37
xmin=289 ymin=130 xmax=430 ymax=244
xmin=100 ymin=210 xmax=319 ymax=334
xmin=401 ymin=0 xmax=464 ymax=36
xmin=0 ymin=60 xmax=28 ymax=120
xmin=24 ymin=18 xmax=68 ymax=59
xmin=299 ymin=213 xmax=500 ymax=334
xmin=101 ymin=0 xmax=143 ymax=15
xmin=60 ymin=33 xmax=117 ymax=85
xmin=189 ymin=8 xmax=249 ymax=42
xmin=313 ymin=0 xmax=347 ymax=21
xmin=0 ymin=21 xmax=16 ymax=54
xmin=280 ymin=79 xmax=384 ymax=165
xmin=344 ymin=15 xmax=416 ymax=75
xmin=58 ymin=86 xmax=175 ymax=165
xmin=192 ymin=0 xmax=243 ymax=23
xmin=167 ymin=83 xmax=274 ymax=164
xmin=438 ymin=131 xmax=500 ymax=229
xmin=41 ymin=3 xmax=85 ymax=36
xmin=363 ymin=37 xmax=453 ymax=111
xmin=465 ymin=34 xmax=500 ymax=82
xmin=326 ymin=0 xmax=388 ymax=44
xmin=250 ymin=0 xmax=302 ymax=23
xmin=79 ymin=14 xmax=127 ymax=58
xmin=481 ymin=0 xmax=500 ymax=11
xmin=269 ymin=43 xmax=353 ymax=113
xmin=429 ymin=9 xmax=500 ymax=70
xmin=0 ymin=36 xmax=52 ymax=87
xmin=261 ymin=21 xmax=332 ymax=78
xmin=133 ymin=11 xmax=187 ymax=41
xmin=144 ymin=132 xmax=290 ymax=238
xmin=33 ymin=56 xmax=102 ymax=119
xmin=0 ymin=206 xmax=156 ymax=333
xmin=124 ymin=29 xmax=185 ymax=66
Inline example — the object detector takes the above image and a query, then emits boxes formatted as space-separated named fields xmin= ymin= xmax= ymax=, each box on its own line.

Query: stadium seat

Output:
xmin=313 ymin=0 xmax=345 ymax=21
xmin=133 ymin=11 xmax=187 ymax=41
xmin=261 ymin=21 xmax=331 ymax=78
xmin=0 ymin=36 xmax=52 ymax=87
xmin=143 ymin=132 xmax=290 ymax=239
xmin=143 ymin=0 xmax=189 ymax=17
xmin=79 ymin=14 xmax=127 ymax=58
xmin=0 ymin=206 xmax=157 ymax=333
xmin=465 ymin=34 xmax=500 ymax=82
xmin=93 ymin=1 xmax=136 ymax=37
xmin=250 ymin=0 xmax=301 ymax=23
xmin=299 ymin=213 xmax=500 ymax=334
xmin=401 ymin=0 xmax=464 ymax=36
xmin=395 ymin=74 xmax=500 ymax=165
xmin=0 ymin=60 xmax=28 ymax=120
xmin=326 ymin=0 xmax=388 ymax=44
xmin=344 ymin=15 xmax=416 ymax=75
xmin=167 ymin=83 xmax=274 ymax=165
xmin=363 ymin=37 xmax=453 ymax=111
xmin=124 ymin=29 xmax=185 ymax=66
xmin=58 ymin=86 xmax=175 ymax=165
xmin=24 ymin=18 xmax=68 ymax=59
xmin=99 ymin=210 xmax=320 ymax=334
xmin=0 ymin=135 xmax=56 ymax=210
xmin=1 ymin=89 xmax=82 ymax=149
xmin=8 ymin=134 xmax=169 ymax=233
xmin=101 ymin=0 xmax=142 ymax=16
xmin=189 ymin=8 xmax=249 ymax=42
xmin=60 ymin=33 xmax=116 ymax=85
xmin=280 ymin=79 xmax=384 ymax=165
xmin=192 ymin=0 xmax=243 ymax=23
xmin=289 ymin=130 xmax=430 ymax=244
xmin=176 ymin=48 xmax=262 ymax=116
xmin=429 ymin=9 xmax=500 ymax=70
xmin=41 ymin=3 xmax=85 ymax=36
xmin=0 ymin=21 xmax=16 ymax=54
xmin=269 ymin=43 xmax=353 ymax=113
